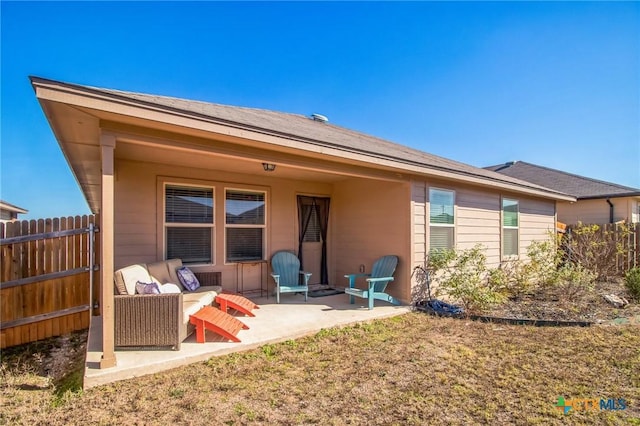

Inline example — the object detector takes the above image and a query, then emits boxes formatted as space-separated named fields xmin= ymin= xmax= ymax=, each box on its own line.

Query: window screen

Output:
xmin=502 ymin=198 xmax=519 ymax=257
xmin=429 ymin=188 xmax=455 ymax=251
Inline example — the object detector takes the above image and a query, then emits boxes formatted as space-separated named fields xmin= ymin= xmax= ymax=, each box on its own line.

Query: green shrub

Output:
xmin=410 ymin=248 xmax=456 ymax=305
xmin=625 ymin=267 xmax=640 ymax=300
xmin=553 ymin=263 xmax=596 ymax=301
xmin=496 ymin=237 xmax=560 ymax=299
xmin=526 ymin=238 xmax=560 ymax=287
xmin=434 ymin=245 xmax=506 ymax=313
xmin=499 ymin=260 xmax=533 ymax=299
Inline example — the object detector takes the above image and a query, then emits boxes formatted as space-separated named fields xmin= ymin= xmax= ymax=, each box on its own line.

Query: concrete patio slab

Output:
xmin=84 ymin=293 xmax=411 ymax=389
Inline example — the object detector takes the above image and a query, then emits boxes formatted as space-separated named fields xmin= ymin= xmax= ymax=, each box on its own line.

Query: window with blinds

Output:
xmin=225 ymin=190 xmax=265 ymax=262
xmin=165 ymin=185 xmax=214 ymax=264
xmin=502 ymin=198 xmax=519 ymax=257
xmin=429 ymin=188 xmax=455 ymax=251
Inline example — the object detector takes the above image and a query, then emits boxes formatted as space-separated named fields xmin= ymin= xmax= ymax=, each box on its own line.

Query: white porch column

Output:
xmin=99 ymin=133 xmax=116 ymax=368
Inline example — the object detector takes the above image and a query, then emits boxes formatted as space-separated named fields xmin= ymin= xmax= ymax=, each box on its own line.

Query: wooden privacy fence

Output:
xmin=564 ymin=222 xmax=639 ymax=276
xmin=0 ymin=215 xmax=100 ymax=349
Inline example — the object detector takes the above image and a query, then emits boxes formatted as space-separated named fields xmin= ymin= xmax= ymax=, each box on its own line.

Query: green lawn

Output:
xmin=1 ymin=313 xmax=638 ymax=425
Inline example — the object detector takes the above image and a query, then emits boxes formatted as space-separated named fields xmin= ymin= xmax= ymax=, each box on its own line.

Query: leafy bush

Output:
xmin=433 ymin=245 xmax=506 ymax=313
xmin=497 ymin=238 xmax=560 ymax=299
xmin=410 ymin=249 xmax=455 ymax=305
xmin=498 ymin=260 xmax=532 ymax=299
xmin=625 ymin=267 xmax=640 ymax=300
xmin=526 ymin=238 xmax=560 ymax=287
xmin=553 ymin=263 xmax=596 ymax=301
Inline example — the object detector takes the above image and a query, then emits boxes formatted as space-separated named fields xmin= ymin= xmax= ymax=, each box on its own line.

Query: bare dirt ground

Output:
xmin=487 ymin=279 xmax=640 ymax=324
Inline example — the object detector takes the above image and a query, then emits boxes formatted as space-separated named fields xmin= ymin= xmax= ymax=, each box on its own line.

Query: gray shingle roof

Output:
xmin=31 ymin=76 xmax=573 ymax=199
xmin=85 ymin=85 xmax=568 ymax=195
xmin=485 ymin=161 xmax=640 ymax=199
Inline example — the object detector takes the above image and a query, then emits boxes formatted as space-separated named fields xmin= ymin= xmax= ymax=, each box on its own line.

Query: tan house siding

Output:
xmin=410 ymin=180 xmax=556 ymax=277
xmin=519 ymin=197 xmax=556 ymax=255
xmin=114 ymin=160 xmax=158 ymax=268
xmin=457 ymin=187 xmax=501 ymax=266
xmin=632 ymin=199 xmax=640 ymax=223
xmin=411 ymin=181 xmax=428 ymax=268
xmin=557 ymin=197 xmax=636 ymax=225
xmin=332 ymin=178 xmax=411 ymax=302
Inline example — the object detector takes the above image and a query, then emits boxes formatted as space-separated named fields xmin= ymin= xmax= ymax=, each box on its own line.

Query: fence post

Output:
xmin=89 ymin=222 xmax=95 ymax=315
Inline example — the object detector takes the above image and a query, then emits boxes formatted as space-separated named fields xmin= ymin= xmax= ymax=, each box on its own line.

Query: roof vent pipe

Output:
xmin=310 ymin=113 xmax=329 ymax=123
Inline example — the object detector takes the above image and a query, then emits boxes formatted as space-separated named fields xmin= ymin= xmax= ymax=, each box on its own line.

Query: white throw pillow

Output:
xmin=159 ymin=283 xmax=182 ymax=294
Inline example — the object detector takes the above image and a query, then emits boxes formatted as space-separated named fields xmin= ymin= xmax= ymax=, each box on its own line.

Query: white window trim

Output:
xmin=162 ymin=181 xmax=216 ymax=265
xmin=224 ymin=187 xmax=267 ymax=264
xmin=428 ymin=187 xmax=456 ymax=251
xmin=501 ymin=197 xmax=519 ymax=260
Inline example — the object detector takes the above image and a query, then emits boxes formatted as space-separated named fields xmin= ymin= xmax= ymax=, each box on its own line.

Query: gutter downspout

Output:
xmin=606 ymin=198 xmax=614 ymax=224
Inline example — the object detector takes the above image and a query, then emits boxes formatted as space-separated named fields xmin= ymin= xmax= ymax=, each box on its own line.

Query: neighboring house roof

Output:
xmin=31 ymin=77 xmax=576 ymax=209
xmin=0 ymin=200 xmax=28 ymax=214
xmin=485 ymin=161 xmax=640 ymax=200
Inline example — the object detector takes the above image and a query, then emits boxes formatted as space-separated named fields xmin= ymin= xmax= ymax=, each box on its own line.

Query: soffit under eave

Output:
xmin=36 ymin=98 xmax=103 ymax=214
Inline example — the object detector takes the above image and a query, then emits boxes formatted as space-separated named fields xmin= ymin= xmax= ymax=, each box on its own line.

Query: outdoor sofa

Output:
xmin=114 ymin=259 xmax=222 ymax=350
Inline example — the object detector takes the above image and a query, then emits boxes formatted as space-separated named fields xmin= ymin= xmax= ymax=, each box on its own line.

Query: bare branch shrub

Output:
xmin=562 ymin=222 xmax=632 ymax=281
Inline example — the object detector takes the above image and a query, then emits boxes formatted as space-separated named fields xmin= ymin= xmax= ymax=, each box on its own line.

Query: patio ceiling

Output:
xmin=115 ymin=141 xmax=353 ymax=184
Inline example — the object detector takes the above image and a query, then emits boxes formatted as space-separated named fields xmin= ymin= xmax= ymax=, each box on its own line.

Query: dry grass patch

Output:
xmin=1 ymin=314 xmax=639 ymax=425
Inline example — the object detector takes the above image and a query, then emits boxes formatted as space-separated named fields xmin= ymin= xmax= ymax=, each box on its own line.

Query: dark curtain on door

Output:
xmin=297 ymin=195 xmax=330 ymax=284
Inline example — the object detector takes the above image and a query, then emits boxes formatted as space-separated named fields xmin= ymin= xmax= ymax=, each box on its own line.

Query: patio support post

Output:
xmin=99 ymin=133 xmax=116 ymax=368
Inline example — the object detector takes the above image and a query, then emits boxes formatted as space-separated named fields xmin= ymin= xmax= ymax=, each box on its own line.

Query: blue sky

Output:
xmin=1 ymin=1 xmax=639 ymax=219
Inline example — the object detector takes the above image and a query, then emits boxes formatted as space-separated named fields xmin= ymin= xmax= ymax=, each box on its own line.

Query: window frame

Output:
xmin=224 ymin=187 xmax=267 ymax=264
xmin=163 ymin=182 xmax=215 ymax=265
xmin=501 ymin=197 xmax=520 ymax=259
xmin=428 ymin=187 xmax=456 ymax=252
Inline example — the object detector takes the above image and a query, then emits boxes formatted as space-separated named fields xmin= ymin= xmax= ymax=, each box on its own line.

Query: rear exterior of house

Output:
xmin=31 ymin=77 xmax=573 ymax=368
xmin=115 ymin=159 xmax=558 ymax=304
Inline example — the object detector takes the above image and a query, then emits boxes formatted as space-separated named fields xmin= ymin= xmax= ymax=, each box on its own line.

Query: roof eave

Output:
xmin=577 ymin=192 xmax=640 ymax=200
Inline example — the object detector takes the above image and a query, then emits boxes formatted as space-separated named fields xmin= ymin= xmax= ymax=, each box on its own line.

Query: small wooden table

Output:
xmin=189 ymin=305 xmax=248 ymax=343
xmin=215 ymin=293 xmax=260 ymax=317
